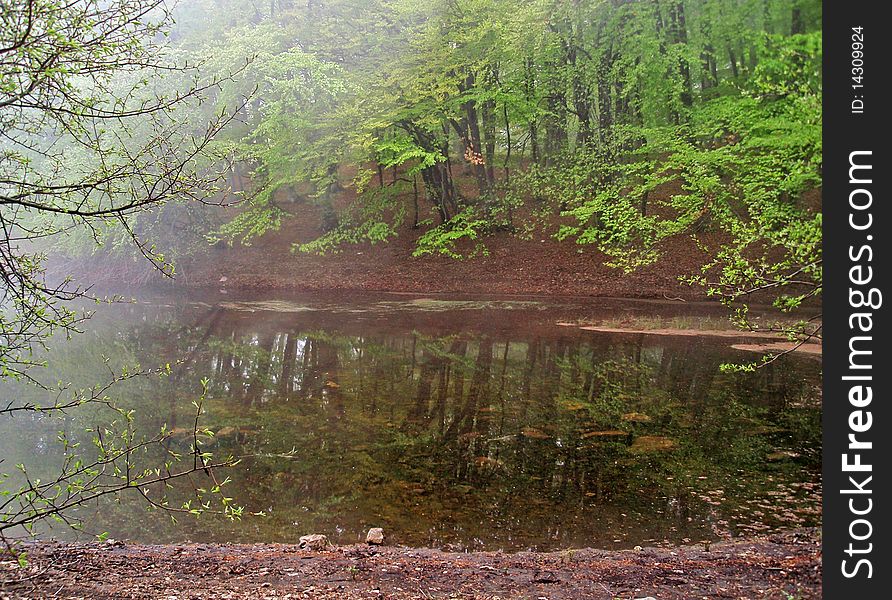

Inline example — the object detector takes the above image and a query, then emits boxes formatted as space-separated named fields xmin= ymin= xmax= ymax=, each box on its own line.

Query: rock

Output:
xmin=622 ymin=412 xmax=652 ymax=423
xmin=581 ymin=429 xmax=629 ymax=439
xmin=630 ymin=435 xmax=677 ymax=453
xmin=521 ymin=427 xmax=550 ymax=439
xmin=366 ymin=528 xmax=385 ymax=545
xmin=532 ymin=570 xmax=559 ymax=583
xmin=767 ymin=450 xmax=800 ymax=461
xmin=474 ymin=456 xmax=504 ymax=469
xmin=166 ymin=427 xmax=194 ymax=439
xmin=298 ymin=534 xmax=330 ymax=550
xmin=216 ymin=426 xmax=239 ymax=438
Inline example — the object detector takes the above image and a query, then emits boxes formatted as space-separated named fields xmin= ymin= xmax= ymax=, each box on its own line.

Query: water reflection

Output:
xmin=1 ymin=295 xmax=821 ymax=550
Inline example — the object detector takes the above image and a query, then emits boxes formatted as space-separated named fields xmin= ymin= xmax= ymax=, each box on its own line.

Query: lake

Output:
xmin=0 ymin=292 xmax=821 ymax=551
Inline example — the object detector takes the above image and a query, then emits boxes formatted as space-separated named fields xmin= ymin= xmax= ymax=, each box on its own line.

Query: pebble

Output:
xmin=366 ymin=528 xmax=385 ymax=545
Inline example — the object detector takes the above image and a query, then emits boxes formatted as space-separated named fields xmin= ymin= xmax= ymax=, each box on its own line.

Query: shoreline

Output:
xmin=1 ymin=530 xmax=821 ymax=599
xmin=46 ymin=207 xmax=723 ymax=301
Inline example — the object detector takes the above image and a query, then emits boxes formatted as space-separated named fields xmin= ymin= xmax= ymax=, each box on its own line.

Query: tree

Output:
xmin=194 ymin=1 xmax=821 ymax=356
xmin=1 ymin=0 xmax=245 ymax=548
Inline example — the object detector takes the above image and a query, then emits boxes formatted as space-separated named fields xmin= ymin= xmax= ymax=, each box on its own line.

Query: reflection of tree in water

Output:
xmin=11 ymin=304 xmax=817 ymax=548
xmin=175 ymin=313 xmax=820 ymax=545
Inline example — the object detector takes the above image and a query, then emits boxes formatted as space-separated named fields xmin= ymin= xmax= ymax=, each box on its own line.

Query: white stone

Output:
xmin=298 ymin=534 xmax=329 ymax=550
xmin=366 ymin=527 xmax=385 ymax=545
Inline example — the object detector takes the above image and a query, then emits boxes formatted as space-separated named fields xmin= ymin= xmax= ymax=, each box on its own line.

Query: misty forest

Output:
xmin=1 ymin=0 xmax=822 ymax=597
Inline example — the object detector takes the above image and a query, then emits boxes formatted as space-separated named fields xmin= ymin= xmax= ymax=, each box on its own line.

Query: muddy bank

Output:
xmin=175 ymin=227 xmax=713 ymax=299
xmin=50 ymin=199 xmax=718 ymax=300
xmin=2 ymin=531 xmax=821 ymax=599
xmin=47 ymin=177 xmax=822 ymax=304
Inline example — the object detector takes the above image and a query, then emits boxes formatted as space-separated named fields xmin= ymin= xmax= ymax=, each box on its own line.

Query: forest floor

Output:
xmin=173 ymin=217 xmax=713 ymax=299
xmin=53 ymin=179 xmax=736 ymax=301
xmin=72 ymin=220 xmax=714 ymax=299
xmin=1 ymin=530 xmax=821 ymax=599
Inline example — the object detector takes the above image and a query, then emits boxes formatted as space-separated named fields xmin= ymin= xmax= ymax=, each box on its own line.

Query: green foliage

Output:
xmin=212 ymin=197 xmax=285 ymax=247
xmin=374 ymin=132 xmax=443 ymax=175
xmin=554 ymin=29 xmax=821 ymax=348
xmin=64 ymin=1 xmax=820 ymax=331
xmin=546 ymin=151 xmax=669 ymax=272
xmin=296 ymin=185 xmax=406 ymax=255
xmin=413 ymin=208 xmax=490 ymax=260
xmin=749 ymin=32 xmax=823 ymax=98
xmin=1 ymin=364 xmax=244 ymax=544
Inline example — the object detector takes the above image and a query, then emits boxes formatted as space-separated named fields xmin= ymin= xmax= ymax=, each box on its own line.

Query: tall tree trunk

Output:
xmin=481 ymin=93 xmax=497 ymax=190
xmin=763 ymin=0 xmax=774 ymax=34
xmin=319 ymin=163 xmax=340 ymax=232
xmin=728 ymin=46 xmax=739 ymax=78
xmin=701 ymin=41 xmax=718 ymax=91
xmin=455 ymin=72 xmax=489 ymax=198
xmin=524 ymin=58 xmax=541 ymax=166
xmin=420 ymin=163 xmax=454 ymax=224
xmin=791 ymin=4 xmax=804 ymax=34
xmin=567 ymin=43 xmax=592 ymax=148
xmin=747 ymin=44 xmax=758 ymax=73
xmin=412 ymin=174 xmax=420 ymax=228
xmin=652 ymin=0 xmax=679 ymax=122
xmin=403 ymin=121 xmax=457 ymax=224
xmin=597 ymin=42 xmax=615 ymax=147
xmin=503 ymin=104 xmax=512 ymax=188
xmin=669 ymin=1 xmax=693 ymax=108
xmin=543 ymin=82 xmax=567 ymax=161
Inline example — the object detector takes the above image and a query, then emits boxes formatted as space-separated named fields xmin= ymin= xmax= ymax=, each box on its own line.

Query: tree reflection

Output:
xmin=0 ymin=301 xmax=822 ymax=549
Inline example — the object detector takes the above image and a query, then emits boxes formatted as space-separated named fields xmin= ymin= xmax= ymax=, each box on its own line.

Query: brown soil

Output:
xmin=53 ymin=180 xmax=723 ymax=300
xmin=2 ymin=531 xmax=821 ymax=599
xmin=177 ymin=220 xmax=713 ymax=298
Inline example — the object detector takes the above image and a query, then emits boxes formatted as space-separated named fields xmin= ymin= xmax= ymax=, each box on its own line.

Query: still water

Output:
xmin=0 ymin=293 xmax=821 ymax=551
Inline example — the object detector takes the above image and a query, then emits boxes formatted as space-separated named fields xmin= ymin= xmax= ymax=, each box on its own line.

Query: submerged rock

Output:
xmin=521 ymin=427 xmax=550 ymax=439
xmin=366 ymin=528 xmax=385 ymax=545
xmin=622 ymin=412 xmax=653 ymax=423
xmin=298 ymin=534 xmax=330 ymax=550
xmin=630 ymin=435 xmax=677 ymax=453
xmin=766 ymin=450 xmax=801 ymax=461
xmin=581 ymin=429 xmax=629 ymax=439
xmin=474 ymin=456 xmax=505 ymax=469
